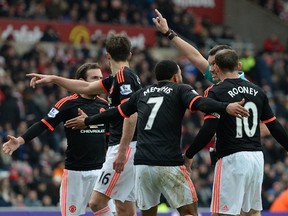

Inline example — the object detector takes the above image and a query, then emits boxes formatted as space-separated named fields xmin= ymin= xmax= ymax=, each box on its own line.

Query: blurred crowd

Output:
xmin=250 ymin=0 xmax=288 ymax=23
xmin=0 ymin=0 xmax=288 ymax=211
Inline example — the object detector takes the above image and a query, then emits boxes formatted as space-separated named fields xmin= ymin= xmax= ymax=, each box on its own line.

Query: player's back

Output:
xmin=133 ymin=81 xmax=197 ymax=166
xmin=208 ymin=78 xmax=275 ymax=158
xmin=101 ymin=66 xmax=142 ymax=146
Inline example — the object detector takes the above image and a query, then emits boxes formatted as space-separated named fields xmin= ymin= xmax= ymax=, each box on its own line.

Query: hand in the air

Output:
xmin=152 ymin=9 xmax=169 ymax=34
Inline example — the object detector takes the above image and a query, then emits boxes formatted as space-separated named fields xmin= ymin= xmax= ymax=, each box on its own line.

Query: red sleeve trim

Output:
xmin=55 ymin=94 xmax=78 ymax=109
xmin=99 ymin=80 xmax=109 ymax=94
xmin=189 ymin=96 xmax=202 ymax=112
xmin=97 ymin=95 xmax=108 ymax=104
xmin=204 ymin=85 xmax=214 ymax=97
xmin=204 ymin=115 xmax=217 ymax=120
xmin=116 ymin=67 xmax=125 ymax=83
xmin=41 ymin=119 xmax=55 ymax=131
xmin=121 ymin=98 xmax=129 ymax=104
xmin=262 ymin=116 xmax=276 ymax=124
xmin=117 ymin=105 xmax=128 ymax=118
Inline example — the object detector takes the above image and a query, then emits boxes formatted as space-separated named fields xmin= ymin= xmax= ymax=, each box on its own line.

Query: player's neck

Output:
xmin=110 ymin=60 xmax=129 ymax=76
xmin=80 ymin=94 xmax=96 ymax=100
xmin=220 ymin=71 xmax=239 ymax=80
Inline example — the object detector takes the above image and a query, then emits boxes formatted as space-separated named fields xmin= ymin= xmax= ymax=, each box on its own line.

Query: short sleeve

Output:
xmin=117 ymin=68 xmax=141 ymax=103
xmin=118 ymin=90 xmax=140 ymax=117
xmin=100 ymin=76 xmax=113 ymax=93
xmin=178 ymin=84 xmax=202 ymax=112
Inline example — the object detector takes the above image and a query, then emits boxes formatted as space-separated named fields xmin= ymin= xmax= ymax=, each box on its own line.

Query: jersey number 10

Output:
xmin=236 ymin=102 xmax=258 ymax=138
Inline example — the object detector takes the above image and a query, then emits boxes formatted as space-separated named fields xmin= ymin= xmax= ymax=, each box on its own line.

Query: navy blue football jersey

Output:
xmin=206 ymin=78 xmax=276 ymax=158
xmin=100 ymin=66 xmax=142 ymax=146
xmin=42 ymin=94 xmax=109 ymax=171
xmin=119 ymin=81 xmax=201 ymax=166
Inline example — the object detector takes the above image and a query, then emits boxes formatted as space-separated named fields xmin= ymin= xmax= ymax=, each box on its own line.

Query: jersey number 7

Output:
xmin=144 ymin=97 xmax=164 ymax=130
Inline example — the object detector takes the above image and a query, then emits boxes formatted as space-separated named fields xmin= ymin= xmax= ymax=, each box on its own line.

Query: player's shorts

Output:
xmin=94 ymin=141 xmax=137 ymax=203
xmin=211 ymin=151 xmax=264 ymax=215
xmin=135 ymin=165 xmax=198 ymax=210
xmin=60 ymin=169 xmax=116 ymax=216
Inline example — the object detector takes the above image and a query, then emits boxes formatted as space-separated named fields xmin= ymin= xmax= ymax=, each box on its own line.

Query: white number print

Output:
xmin=236 ymin=101 xmax=258 ymax=138
xmin=144 ymin=97 xmax=164 ymax=130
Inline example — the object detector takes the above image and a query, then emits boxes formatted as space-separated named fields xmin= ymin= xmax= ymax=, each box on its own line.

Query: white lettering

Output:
xmin=80 ymin=129 xmax=105 ymax=133
xmin=143 ymin=86 xmax=173 ymax=96
xmin=232 ymin=88 xmax=238 ymax=95
xmin=242 ymin=86 xmax=249 ymax=94
xmin=228 ymin=91 xmax=235 ymax=98
xmin=227 ymin=87 xmax=259 ymax=98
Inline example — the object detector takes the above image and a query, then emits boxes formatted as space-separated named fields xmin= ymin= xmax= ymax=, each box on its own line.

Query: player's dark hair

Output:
xmin=208 ymin=44 xmax=232 ymax=56
xmin=75 ymin=63 xmax=100 ymax=80
xmin=105 ymin=34 xmax=131 ymax=62
xmin=215 ymin=49 xmax=239 ymax=72
xmin=154 ymin=60 xmax=178 ymax=81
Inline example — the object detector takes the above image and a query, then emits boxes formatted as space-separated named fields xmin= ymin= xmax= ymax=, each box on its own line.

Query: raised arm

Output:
xmin=152 ymin=9 xmax=208 ymax=74
xmin=26 ymin=73 xmax=105 ymax=95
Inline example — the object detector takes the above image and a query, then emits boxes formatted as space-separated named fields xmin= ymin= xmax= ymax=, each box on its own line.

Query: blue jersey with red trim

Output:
xmin=42 ymin=94 xmax=109 ymax=171
xmin=100 ymin=66 xmax=142 ymax=146
xmin=206 ymin=78 xmax=275 ymax=158
xmin=119 ymin=82 xmax=200 ymax=166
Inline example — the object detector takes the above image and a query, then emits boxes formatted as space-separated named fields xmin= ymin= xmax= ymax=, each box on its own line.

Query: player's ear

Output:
xmin=172 ymin=73 xmax=180 ymax=83
xmin=106 ymin=52 xmax=111 ymax=60
xmin=172 ymin=74 xmax=177 ymax=83
xmin=128 ymin=52 xmax=132 ymax=60
xmin=238 ymin=61 xmax=242 ymax=70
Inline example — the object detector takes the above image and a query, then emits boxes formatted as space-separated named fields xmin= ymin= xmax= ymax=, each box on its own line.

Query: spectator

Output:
xmin=263 ymin=34 xmax=284 ymax=53
xmin=0 ymin=177 xmax=13 ymax=206
xmin=40 ymin=26 xmax=61 ymax=42
xmin=24 ymin=190 xmax=42 ymax=207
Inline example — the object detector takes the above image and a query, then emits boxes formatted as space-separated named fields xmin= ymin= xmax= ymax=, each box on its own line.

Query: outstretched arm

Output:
xmin=26 ymin=73 xmax=105 ymax=95
xmin=65 ymin=107 xmax=123 ymax=129
xmin=152 ymin=9 xmax=208 ymax=74
xmin=3 ymin=121 xmax=47 ymax=155
xmin=192 ymin=97 xmax=249 ymax=118
xmin=3 ymin=136 xmax=25 ymax=156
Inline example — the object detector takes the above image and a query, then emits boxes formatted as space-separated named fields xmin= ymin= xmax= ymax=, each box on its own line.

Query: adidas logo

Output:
xmin=222 ymin=205 xmax=229 ymax=211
